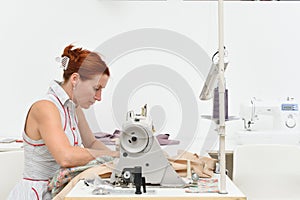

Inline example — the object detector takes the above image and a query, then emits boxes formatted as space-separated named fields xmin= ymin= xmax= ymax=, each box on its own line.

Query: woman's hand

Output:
xmin=110 ymin=150 xmax=120 ymax=158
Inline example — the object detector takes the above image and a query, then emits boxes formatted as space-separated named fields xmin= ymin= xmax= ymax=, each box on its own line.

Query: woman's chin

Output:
xmin=81 ymin=104 xmax=91 ymax=109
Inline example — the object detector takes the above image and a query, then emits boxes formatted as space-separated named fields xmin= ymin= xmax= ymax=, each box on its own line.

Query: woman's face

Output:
xmin=73 ymin=74 xmax=109 ymax=109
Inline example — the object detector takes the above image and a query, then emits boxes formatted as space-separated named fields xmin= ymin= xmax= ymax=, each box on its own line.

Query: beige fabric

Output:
xmin=168 ymin=150 xmax=217 ymax=178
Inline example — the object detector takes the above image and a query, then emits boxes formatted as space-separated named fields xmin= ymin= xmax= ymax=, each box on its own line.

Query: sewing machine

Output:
xmin=237 ymin=97 xmax=300 ymax=145
xmin=239 ymin=97 xmax=299 ymax=131
xmin=110 ymin=105 xmax=185 ymax=187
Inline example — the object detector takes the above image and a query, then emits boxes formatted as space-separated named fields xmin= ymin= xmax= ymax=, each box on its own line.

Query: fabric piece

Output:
xmin=94 ymin=130 xmax=121 ymax=145
xmin=95 ymin=130 xmax=180 ymax=146
xmin=185 ymin=178 xmax=219 ymax=193
xmin=52 ymin=162 xmax=114 ymax=200
xmin=48 ymin=156 xmax=113 ymax=198
xmin=156 ymin=134 xmax=180 ymax=145
xmin=168 ymin=150 xmax=217 ymax=178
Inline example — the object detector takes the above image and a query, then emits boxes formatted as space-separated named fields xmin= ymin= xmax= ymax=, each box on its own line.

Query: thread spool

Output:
xmin=213 ymin=87 xmax=228 ymax=122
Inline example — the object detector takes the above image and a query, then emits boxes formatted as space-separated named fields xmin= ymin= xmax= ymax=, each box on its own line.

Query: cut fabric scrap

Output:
xmin=156 ymin=134 xmax=180 ymax=145
xmin=185 ymin=178 xmax=219 ymax=193
xmin=94 ymin=130 xmax=121 ymax=145
xmin=168 ymin=150 xmax=217 ymax=178
xmin=95 ymin=129 xmax=180 ymax=146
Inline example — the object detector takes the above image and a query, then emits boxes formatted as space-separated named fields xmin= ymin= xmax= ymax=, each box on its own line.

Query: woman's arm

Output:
xmin=28 ymin=100 xmax=103 ymax=168
xmin=76 ymin=106 xmax=119 ymax=157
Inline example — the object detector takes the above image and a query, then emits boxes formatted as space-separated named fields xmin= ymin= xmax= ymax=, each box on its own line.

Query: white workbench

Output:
xmin=65 ymin=175 xmax=246 ymax=200
xmin=0 ymin=141 xmax=23 ymax=152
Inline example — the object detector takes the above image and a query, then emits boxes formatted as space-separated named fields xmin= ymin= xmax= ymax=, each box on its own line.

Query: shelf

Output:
xmin=201 ymin=115 xmax=240 ymax=124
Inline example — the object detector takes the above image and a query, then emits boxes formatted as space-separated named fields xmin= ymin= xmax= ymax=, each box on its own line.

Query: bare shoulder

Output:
xmin=31 ymin=99 xmax=57 ymax=111
xmin=30 ymin=100 xmax=60 ymax=121
xmin=25 ymin=100 xmax=62 ymax=140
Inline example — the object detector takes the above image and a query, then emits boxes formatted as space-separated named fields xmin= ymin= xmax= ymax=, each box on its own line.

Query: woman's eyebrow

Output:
xmin=96 ymin=84 xmax=104 ymax=89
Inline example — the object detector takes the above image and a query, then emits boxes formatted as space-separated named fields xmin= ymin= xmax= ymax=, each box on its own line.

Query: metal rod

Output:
xmin=217 ymin=0 xmax=227 ymax=194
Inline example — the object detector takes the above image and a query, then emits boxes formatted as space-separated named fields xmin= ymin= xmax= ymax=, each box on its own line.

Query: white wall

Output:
xmin=1 ymin=0 xmax=300 ymax=154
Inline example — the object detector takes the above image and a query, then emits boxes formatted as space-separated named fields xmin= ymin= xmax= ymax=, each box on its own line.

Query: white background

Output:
xmin=1 ymin=0 xmax=300 ymax=154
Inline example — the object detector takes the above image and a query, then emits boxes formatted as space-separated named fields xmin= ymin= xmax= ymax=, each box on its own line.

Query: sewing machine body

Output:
xmin=110 ymin=105 xmax=185 ymax=187
xmin=239 ymin=97 xmax=299 ymax=131
xmin=237 ymin=97 xmax=300 ymax=145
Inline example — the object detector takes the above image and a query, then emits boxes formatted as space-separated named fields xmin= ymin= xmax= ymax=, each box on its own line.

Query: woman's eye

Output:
xmin=94 ymin=87 xmax=101 ymax=91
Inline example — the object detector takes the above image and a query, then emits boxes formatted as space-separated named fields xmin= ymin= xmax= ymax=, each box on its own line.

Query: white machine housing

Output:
xmin=237 ymin=97 xmax=300 ymax=145
xmin=110 ymin=106 xmax=185 ymax=187
xmin=239 ymin=97 xmax=299 ymax=131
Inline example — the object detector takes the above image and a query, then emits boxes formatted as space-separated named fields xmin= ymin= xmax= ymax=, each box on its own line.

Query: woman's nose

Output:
xmin=94 ymin=90 xmax=102 ymax=101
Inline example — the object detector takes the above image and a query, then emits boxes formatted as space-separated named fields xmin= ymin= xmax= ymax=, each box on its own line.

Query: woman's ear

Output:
xmin=71 ymin=73 xmax=80 ymax=88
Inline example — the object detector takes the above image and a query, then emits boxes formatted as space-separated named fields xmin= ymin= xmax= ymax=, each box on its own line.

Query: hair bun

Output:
xmin=63 ymin=44 xmax=81 ymax=62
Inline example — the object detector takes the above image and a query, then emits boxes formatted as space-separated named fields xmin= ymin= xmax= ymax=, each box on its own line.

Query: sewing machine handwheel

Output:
xmin=120 ymin=125 xmax=152 ymax=153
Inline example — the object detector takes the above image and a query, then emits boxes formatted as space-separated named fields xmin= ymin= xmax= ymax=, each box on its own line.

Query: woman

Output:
xmin=8 ymin=44 xmax=118 ymax=199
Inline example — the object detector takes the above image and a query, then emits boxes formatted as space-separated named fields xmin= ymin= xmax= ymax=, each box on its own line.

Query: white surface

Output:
xmin=65 ymin=175 xmax=245 ymax=199
xmin=0 ymin=142 xmax=23 ymax=152
xmin=236 ymin=130 xmax=300 ymax=145
xmin=233 ymin=144 xmax=300 ymax=200
xmin=0 ymin=150 xmax=24 ymax=199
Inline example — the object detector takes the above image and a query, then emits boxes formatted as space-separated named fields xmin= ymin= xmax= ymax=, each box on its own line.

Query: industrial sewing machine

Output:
xmin=110 ymin=104 xmax=185 ymax=188
xmin=237 ymin=97 xmax=300 ymax=145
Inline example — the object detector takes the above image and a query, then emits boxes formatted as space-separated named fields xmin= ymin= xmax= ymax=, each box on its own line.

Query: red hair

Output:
xmin=61 ymin=44 xmax=110 ymax=81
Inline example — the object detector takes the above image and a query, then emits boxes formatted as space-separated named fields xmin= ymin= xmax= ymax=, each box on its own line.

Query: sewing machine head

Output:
xmin=239 ymin=97 xmax=299 ymax=131
xmin=120 ymin=105 xmax=154 ymax=155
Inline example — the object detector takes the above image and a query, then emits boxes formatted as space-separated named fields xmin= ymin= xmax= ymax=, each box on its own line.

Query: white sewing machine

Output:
xmin=110 ymin=105 xmax=185 ymax=187
xmin=239 ymin=97 xmax=299 ymax=131
xmin=237 ymin=97 xmax=300 ymax=145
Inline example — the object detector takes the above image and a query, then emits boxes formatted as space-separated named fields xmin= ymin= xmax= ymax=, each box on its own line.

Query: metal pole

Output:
xmin=218 ymin=0 xmax=227 ymax=194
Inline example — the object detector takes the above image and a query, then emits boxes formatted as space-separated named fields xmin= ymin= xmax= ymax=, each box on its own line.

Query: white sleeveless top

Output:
xmin=8 ymin=80 xmax=82 ymax=200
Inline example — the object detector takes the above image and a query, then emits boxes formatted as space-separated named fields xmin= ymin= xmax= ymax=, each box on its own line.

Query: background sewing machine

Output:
xmin=236 ymin=97 xmax=300 ymax=145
